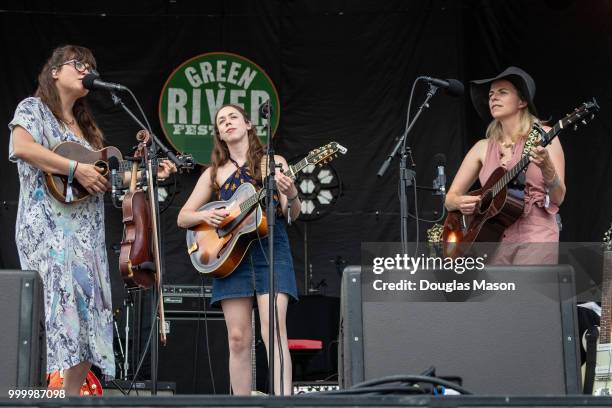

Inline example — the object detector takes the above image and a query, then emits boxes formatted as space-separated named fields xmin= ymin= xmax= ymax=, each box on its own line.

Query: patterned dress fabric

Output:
xmin=8 ymin=97 xmax=115 ymax=376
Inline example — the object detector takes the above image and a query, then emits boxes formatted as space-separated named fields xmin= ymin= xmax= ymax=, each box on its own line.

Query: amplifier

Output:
xmin=101 ymin=379 xmax=175 ymax=396
xmin=293 ymin=381 xmax=340 ymax=394
xmin=162 ymin=285 xmax=221 ymax=315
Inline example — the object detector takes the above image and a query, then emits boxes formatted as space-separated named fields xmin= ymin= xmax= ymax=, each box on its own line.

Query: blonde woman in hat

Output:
xmin=444 ymin=67 xmax=565 ymax=263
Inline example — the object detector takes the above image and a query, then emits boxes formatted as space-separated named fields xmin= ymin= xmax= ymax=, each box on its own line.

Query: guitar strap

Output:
xmin=511 ymin=126 xmax=542 ymax=189
xmin=521 ymin=126 xmax=542 ymax=164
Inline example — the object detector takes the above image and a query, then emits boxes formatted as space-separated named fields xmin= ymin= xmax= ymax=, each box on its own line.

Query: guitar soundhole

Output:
xmin=95 ymin=160 xmax=109 ymax=176
xmin=478 ymin=190 xmax=493 ymax=214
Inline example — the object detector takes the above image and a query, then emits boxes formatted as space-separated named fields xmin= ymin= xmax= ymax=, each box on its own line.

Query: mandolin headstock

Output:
xmin=305 ymin=141 xmax=348 ymax=167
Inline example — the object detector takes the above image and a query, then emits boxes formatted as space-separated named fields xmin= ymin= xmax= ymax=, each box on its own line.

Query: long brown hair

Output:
xmin=210 ymin=104 xmax=264 ymax=190
xmin=34 ymin=45 xmax=104 ymax=149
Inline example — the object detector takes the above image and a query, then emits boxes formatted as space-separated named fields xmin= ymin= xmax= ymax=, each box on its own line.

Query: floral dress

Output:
xmin=8 ymin=97 xmax=115 ymax=376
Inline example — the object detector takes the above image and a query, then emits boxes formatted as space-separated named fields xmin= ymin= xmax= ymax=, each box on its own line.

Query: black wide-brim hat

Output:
xmin=470 ymin=66 xmax=538 ymax=121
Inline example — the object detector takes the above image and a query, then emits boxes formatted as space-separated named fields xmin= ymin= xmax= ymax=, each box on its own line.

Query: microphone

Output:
xmin=433 ymin=153 xmax=446 ymax=196
xmin=423 ymin=77 xmax=464 ymax=97
xmin=82 ymin=72 xmax=128 ymax=92
xmin=259 ymin=100 xmax=272 ymax=119
xmin=108 ymin=156 xmax=121 ymax=201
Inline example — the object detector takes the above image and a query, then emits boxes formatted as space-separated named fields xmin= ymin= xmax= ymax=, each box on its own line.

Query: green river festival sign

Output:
xmin=159 ymin=52 xmax=280 ymax=165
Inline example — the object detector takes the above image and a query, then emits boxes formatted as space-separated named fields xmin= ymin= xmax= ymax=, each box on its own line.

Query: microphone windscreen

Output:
xmin=445 ymin=79 xmax=464 ymax=97
xmin=108 ymin=156 xmax=120 ymax=170
xmin=434 ymin=153 xmax=446 ymax=166
xmin=82 ymin=73 xmax=99 ymax=90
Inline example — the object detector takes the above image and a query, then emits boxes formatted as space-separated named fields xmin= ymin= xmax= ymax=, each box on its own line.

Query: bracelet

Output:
xmin=287 ymin=193 xmax=299 ymax=201
xmin=67 ymin=160 xmax=76 ymax=185
xmin=66 ymin=160 xmax=76 ymax=203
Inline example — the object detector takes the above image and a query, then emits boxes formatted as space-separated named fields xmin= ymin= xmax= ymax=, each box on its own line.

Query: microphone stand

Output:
xmin=377 ymin=81 xmax=439 ymax=254
xmin=110 ymin=91 xmax=177 ymax=395
xmin=261 ymin=102 xmax=279 ymax=395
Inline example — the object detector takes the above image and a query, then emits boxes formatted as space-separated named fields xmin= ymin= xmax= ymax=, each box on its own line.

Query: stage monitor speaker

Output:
xmin=0 ymin=270 xmax=45 ymax=394
xmin=158 ymin=315 xmax=230 ymax=394
xmin=339 ymin=265 xmax=581 ymax=395
xmin=101 ymin=379 xmax=175 ymax=396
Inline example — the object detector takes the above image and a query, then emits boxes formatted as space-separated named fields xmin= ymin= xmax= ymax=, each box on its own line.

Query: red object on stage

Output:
xmin=47 ymin=370 xmax=103 ymax=396
xmin=288 ymin=339 xmax=323 ymax=350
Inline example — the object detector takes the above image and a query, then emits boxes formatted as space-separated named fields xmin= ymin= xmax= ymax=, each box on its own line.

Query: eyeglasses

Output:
xmin=58 ymin=59 xmax=91 ymax=74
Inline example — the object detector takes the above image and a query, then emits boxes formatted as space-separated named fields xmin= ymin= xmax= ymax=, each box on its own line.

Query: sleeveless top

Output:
xmin=210 ymin=157 xmax=298 ymax=304
xmin=478 ymin=137 xmax=559 ymax=242
xmin=217 ymin=158 xmax=282 ymax=216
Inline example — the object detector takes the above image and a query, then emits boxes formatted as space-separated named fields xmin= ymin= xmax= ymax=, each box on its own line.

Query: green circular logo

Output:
xmin=159 ymin=52 xmax=280 ymax=165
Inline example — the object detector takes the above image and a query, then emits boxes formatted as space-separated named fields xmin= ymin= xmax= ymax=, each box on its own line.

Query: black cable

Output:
xmin=125 ymin=286 xmax=160 ymax=395
xmin=200 ymin=275 xmax=216 ymax=394
xmin=351 ymin=374 xmax=472 ymax=394
xmin=192 ymin=288 xmax=201 ymax=393
xmin=274 ymin=291 xmax=284 ymax=395
xmin=254 ymin=183 xmax=286 ymax=394
xmin=126 ymin=88 xmax=152 ymax=133
xmin=109 ymin=379 xmax=128 ymax=396
xmin=322 ymin=372 xmax=338 ymax=381
xmin=254 ymin=186 xmax=269 ymax=266
xmin=396 ymin=182 xmax=447 ymax=223
xmin=398 ymin=77 xmax=423 ymax=248
xmin=157 ymin=172 xmax=178 ymax=214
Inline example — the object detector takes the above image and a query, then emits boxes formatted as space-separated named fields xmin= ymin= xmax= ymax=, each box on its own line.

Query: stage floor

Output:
xmin=2 ymin=395 xmax=612 ymax=407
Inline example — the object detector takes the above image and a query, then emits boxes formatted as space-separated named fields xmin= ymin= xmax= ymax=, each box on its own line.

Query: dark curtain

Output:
xmin=1 ymin=0 xmax=610 ymax=304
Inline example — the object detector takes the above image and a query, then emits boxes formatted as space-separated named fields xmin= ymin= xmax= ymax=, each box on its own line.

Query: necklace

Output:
xmin=64 ymin=118 xmax=76 ymax=126
xmin=501 ymin=140 xmax=515 ymax=149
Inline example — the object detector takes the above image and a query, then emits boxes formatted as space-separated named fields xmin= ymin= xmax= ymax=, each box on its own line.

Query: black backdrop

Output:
xmin=1 ymin=0 xmax=611 ymax=303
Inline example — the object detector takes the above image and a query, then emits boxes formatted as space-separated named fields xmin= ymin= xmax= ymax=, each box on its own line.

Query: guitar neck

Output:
xmin=239 ymin=161 xmax=306 ymax=214
xmin=600 ymin=251 xmax=612 ymax=344
xmin=288 ymin=158 xmax=309 ymax=180
xmin=491 ymin=126 xmax=557 ymax=195
xmin=490 ymin=112 xmax=587 ymax=196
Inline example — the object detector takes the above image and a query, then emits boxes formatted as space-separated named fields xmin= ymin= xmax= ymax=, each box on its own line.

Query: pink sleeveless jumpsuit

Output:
xmin=478 ymin=138 xmax=559 ymax=264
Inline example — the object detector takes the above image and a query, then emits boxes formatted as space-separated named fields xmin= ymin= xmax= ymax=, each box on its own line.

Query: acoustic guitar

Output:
xmin=45 ymin=141 xmax=194 ymax=203
xmin=186 ymin=142 xmax=347 ymax=278
xmin=442 ymin=100 xmax=599 ymax=258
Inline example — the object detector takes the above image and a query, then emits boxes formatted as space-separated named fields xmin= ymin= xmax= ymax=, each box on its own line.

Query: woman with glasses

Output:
xmin=8 ymin=45 xmax=175 ymax=394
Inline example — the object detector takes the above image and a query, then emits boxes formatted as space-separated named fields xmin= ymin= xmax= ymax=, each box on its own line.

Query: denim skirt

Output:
xmin=211 ymin=219 xmax=298 ymax=306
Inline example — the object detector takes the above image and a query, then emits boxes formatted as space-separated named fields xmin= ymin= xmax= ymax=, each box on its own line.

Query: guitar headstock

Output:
xmin=540 ymin=98 xmax=600 ymax=146
xmin=564 ymin=98 xmax=599 ymax=130
xmin=305 ymin=141 xmax=348 ymax=167
xmin=604 ymin=222 xmax=612 ymax=252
